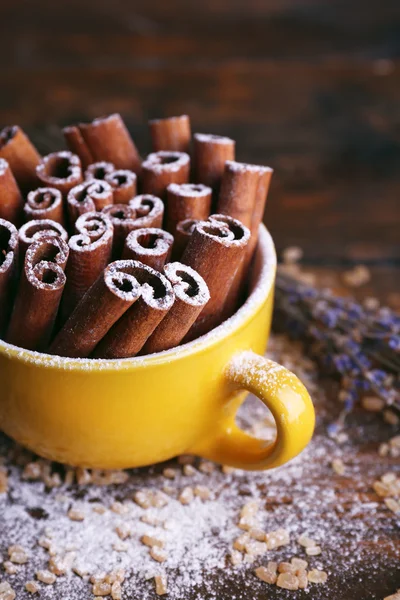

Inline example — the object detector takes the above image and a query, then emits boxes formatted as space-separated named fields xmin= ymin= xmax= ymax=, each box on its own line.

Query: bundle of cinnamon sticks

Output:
xmin=0 ymin=114 xmax=273 ymax=358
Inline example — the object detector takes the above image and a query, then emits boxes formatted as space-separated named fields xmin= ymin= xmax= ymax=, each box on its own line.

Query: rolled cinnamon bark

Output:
xmin=142 ymin=262 xmax=210 ymax=354
xmin=67 ymin=179 xmax=113 ymax=225
xmin=0 ymin=125 xmax=41 ymax=193
xmin=24 ymin=187 xmax=64 ymax=225
xmin=63 ymin=126 xmax=93 ymax=170
xmin=217 ymin=160 xmax=261 ymax=229
xmin=141 ymin=151 xmax=190 ymax=198
xmin=74 ymin=210 xmax=113 ymax=240
xmin=172 ymin=218 xmax=200 ymax=260
xmin=219 ymin=166 xmax=273 ymax=315
xmin=6 ymin=236 xmax=69 ymax=351
xmin=181 ymin=214 xmax=250 ymax=337
xmin=122 ymin=228 xmax=173 ymax=271
xmin=67 ymin=114 xmax=141 ymax=173
xmin=19 ymin=219 xmax=68 ymax=258
xmin=61 ymin=212 xmax=114 ymax=322
xmin=102 ymin=204 xmax=138 ymax=258
xmin=128 ymin=195 xmax=164 ymax=229
xmin=0 ymin=219 xmax=19 ymax=335
xmin=0 ymin=158 xmax=24 ymax=225
xmin=50 ymin=261 xmax=142 ymax=359
xmin=166 ymin=183 xmax=212 ymax=235
xmin=193 ymin=133 xmax=235 ymax=194
xmin=36 ymin=151 xmax=83 ymax=197
xmin=84 ymin=161 xmax=115 ymax=181
xmin=149 ymin=115 xmax=191 ymax=153
xmin=94 ymin=261 xmax=174 ymax=359
xmin=105 ymin=169 xmax=137 ymax=204
xmin=247 ymin=166 xmax=273 ymax=263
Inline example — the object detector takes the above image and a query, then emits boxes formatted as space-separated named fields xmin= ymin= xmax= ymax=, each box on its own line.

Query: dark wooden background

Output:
xmin=0 ymin=5 xmax=399 ymax=599
xmin=0 ymin=0 xmax=399 ymax=263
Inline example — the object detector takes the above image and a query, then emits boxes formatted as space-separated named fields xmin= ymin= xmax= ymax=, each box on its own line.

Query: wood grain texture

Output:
xmin=0 ymin=0 xmax=399 ymax=261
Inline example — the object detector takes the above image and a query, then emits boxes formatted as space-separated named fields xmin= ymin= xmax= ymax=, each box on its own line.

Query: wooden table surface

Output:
xmin=0 ymin=1 xmax=398 ymax=598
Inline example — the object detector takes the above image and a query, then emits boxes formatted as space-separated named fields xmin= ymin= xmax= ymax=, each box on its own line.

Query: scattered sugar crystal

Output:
xmin=35 ymin=570 xmax=56 ymax=584
xmin=308 ymin=569 xmax=328 ymax=584
xmin=306 ymin=545 xmax=322 ymax=556
xmin=276 ymin=572 xmax=299 ymax=590
xmin=154 ymin=573 xmax=168 ymax=596
xmin=254 ymin=566 xmax=277 ymax=584
xmin=179 ymin=486 xmax=194 ymax=505
xmin=25 ymin=581 xmax=39 ymax=594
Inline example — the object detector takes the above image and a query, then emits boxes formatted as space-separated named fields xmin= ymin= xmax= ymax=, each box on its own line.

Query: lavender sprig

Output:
xmin=273 ymin=269 xmax=400 ymax=430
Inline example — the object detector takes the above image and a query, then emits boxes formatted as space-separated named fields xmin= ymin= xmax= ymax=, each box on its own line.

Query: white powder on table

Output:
xmin=0 ymin=335 xmax=399 ymax=599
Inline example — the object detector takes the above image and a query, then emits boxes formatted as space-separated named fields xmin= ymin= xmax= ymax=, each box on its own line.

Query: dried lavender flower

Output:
xmin=274 ymin=269 xmax=400 ymax=429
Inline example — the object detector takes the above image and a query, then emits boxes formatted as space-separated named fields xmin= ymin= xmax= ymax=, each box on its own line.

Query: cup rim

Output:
xmin=0 ymin=225 xmax=277 ymax=370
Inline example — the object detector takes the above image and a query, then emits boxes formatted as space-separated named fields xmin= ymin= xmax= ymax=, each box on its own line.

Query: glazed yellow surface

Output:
xmin=0 ymin=226 xmax=315 ymax=470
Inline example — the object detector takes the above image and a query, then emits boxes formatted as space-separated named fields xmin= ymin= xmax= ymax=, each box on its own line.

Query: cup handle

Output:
xmin=191 ymin=350 xmax=315 ymax=470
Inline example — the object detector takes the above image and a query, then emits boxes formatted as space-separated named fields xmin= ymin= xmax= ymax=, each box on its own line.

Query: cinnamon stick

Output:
xmin=172 ymin=218 xmax=200 ymax=259
xmin=142 ymin=262 xmax=210 ymax=354
xmin=103 ymin=194 xmax=165 ymax=258
xmin=24 ymin=187 xmax=64 ymax=225
xmin=122 ymin=228 xmax=173 ymax=271
xmin=50 ymin=261 xmax=142 ymax=359
xmin=6 ymin=236 xmax=69 ymax=351
xmin=0 ymin=219 xmax=19 ymax=335
xmin=85 ymin=161 xmax=115 ymax=181
xmin=102 ymin=204 xmax=138 ymax=258
xmin=19 ymin=219 xmax=68 ymax=258
xmin=105 ymin=169 xmax=137 ymax=204
xmin=85 ymin=162 xmax=137 ymax=204
xmin=193 ymin=133 xmax=235 ymax=195
xmin=181 ymin=214 xmax=250 ymax=337
xmin=247 ymin=166 xmax=273 ymax=263
xmin=128 ymin=195 xmax=164 ymax=229
xmin=93 ymin=261 xmax=174 ymax=359
xmin=217 ymin=160 xmax=261 ymax=229
xmin=63 ymin=126 xmax=93 ymax=170
xmin=67 ymin=179 xmax=113 ymax=225
xmin=218 ymin=166 xmax=273 ymax=316
xmin=36 ymin=151 xmax=83 ymax=197
xmin=141 ymin=151 xmax=190 ymax=198
xmin=149 ymin=115 xmax=191 ymax=153
xmin=0 ymin=158 xmax=24 ymax=225
xmin=166 ymin=183 xmax=212 ymax=235
xmin=61 ymin=212 xmax=114 ymax=322
xmin=66 ymin=114 xmax=141 ymax=173
xmin=0 ymin=125 xmax=41 ymax=193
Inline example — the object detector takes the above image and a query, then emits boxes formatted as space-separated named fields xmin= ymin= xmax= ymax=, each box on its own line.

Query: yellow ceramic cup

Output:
xmin=0 ymin=226 xmax=315 ymax=470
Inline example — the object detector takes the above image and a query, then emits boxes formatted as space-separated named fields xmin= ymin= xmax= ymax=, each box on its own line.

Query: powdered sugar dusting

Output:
xmin=37 ymin=151 xmax=82 ymax=184
xmin=85 ymin=161 xmax=115 ymax=181
xmin=19 ymin=220 xmax=68 ymax=248
xmin=142 ymin=151 xmax=190 ymax=173
xmin=194 ymin=133 xmax=234 ymax=145
xmin=0 ymin=157 xmax=8 ymax=175
xmin=129 ymin=195 xmax=164 ymax=227
xmin=200 ymin=214 xmax=250 ymax=247
xmin=106 ymin=169 xmax=137 ymax=189
xmin=164 ymin=262 xmax=210 ymax=307
xmin=225 ymin=160 xmax=273 ymax=175
xmin=0 ymin=219 xmax=18 ymax=273
xmin=26 ymin=188 xmax=62 ymax=211
xmin=167 ymin=183 xmax=212 ymax=197
xmin=0 ymin=225 xmax=275 ymax=369
xmin=125 ymin=228 xmax=174 ymax=257
xmin=0 ymin=335 xmax=398 ymax=599
xmin=228 ymin=351 xmax=286 ymax=393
